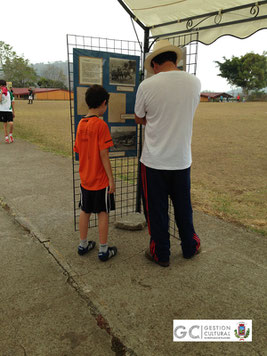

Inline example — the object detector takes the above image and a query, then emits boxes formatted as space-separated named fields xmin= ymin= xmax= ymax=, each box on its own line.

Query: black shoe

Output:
xmin=78 ymin=241 xmax=96 ymax=256
xmin=98 ymin=246 xmax=117 ymax=262
xmin=183 ymin=246 xmax=201 ymax=259
xmin=145 ymin=248 xmax=169 ymax=267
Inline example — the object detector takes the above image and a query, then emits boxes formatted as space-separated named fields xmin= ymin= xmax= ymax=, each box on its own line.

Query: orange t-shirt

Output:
xmin=73 ymin=116 xmax=113 ymax=190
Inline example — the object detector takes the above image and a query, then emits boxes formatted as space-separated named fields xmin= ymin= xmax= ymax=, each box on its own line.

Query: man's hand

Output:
xmin=135 ymin=114 xmax=147 ymax=125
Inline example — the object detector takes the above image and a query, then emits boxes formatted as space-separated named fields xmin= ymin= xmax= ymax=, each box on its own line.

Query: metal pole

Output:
xmin=136 ymin=27 xmax=149 ymax=213
xmin=66 ymin=34 xmax=78 ymax=231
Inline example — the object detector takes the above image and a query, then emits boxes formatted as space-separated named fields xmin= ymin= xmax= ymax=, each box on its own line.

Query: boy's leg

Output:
xmin=79 ymin=210 xmax=91 ymax=241
xmin=98 ymin=211 xmax=108 ymax=244
xmin=9 ymin=121 xmax=13 ymax=134
xmin=4 ymin=122 xmax=8 ymax=136
xmin=78 ymin=210 xmax=96 ymax=256
xmin=9 ymin=122 xmax=14 ymax=142
xmin=98 ymin=211 xmax=117 ymax=261
xmin=3 ymin=122 xmax=9 ymax=143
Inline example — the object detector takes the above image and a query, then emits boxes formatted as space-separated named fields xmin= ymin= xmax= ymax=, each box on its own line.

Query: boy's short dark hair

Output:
xmin=151 ymin=51 xmax=177 ymax=68
xmin=0 ymin=79 xmax=7 ymax=86
xmin=85 ymin=85 xmax=110 ymax=109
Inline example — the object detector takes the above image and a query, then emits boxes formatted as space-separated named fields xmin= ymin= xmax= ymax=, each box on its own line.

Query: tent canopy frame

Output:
xmin=117 ymin=0 xmax=267 ymax=42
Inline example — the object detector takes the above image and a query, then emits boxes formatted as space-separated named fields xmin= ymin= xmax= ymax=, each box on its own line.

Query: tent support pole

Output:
xmin=135 ymin=27 xmax=149 ymax=213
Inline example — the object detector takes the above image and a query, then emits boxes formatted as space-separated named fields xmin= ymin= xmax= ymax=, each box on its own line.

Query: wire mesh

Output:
xmin=67 ymin=32 xmax=198 ymax=236
xmin=166 ymin=32 xmax=199 ymax=74
xmin=67 ymin=34 xmax=143 ymax=231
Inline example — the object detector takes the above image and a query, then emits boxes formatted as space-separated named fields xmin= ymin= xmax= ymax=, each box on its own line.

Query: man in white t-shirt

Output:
xmin=134 ymin=40 xmax=201 ymax=267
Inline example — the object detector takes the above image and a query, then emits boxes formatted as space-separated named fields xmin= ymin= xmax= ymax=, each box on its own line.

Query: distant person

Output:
xmin=237 ymin=94 xmax=240 ymax=102
xmin=28 ymin=88 xmax=34 ymax=104
xmin=73 ymin=84 xmax=117 ymax=261
xmin=0 ymin=79 xmax=15 ymax=143
xmin=220 ymin=95 xmax=223 ymax=102
xmin=135 ymin=40 xmax=201 ymax=267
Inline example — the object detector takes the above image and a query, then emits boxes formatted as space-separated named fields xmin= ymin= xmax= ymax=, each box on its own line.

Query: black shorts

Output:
xmin=79 ymin=185 xmax=115 ymax=214
xmin=0 ymin=111 xmax=13 ymax=122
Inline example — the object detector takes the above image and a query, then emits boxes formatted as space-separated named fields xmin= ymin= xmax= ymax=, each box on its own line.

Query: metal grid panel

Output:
xmin=166 ymin=32 xmax=199 ymax=74
xmin=67 ymin=35 xmax=143 ymax=230
xmin=67 ymin=33 xmax=198 ymax=235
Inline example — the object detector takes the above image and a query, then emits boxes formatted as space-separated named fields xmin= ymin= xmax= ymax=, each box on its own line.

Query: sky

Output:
xmin=2 ymin=0 xmax=267 ymax=92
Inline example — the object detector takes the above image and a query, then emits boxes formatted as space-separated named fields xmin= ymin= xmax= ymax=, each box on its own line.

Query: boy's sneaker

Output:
xmin=98 ymin=246 xmax=117 ymax=262
xmin=9 ymin=135 xmax=14 ymax=143
xmin=78 ymin=240 xmax=96 ymax=256
xmin=5 ymin=136 xmax=9 ymax=143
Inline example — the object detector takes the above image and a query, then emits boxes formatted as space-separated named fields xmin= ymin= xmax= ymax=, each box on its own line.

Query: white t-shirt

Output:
xmin=0 ymin=90 xmax=12 ymax=112
xmin=135 ymin=70 xmax=201 ymax=170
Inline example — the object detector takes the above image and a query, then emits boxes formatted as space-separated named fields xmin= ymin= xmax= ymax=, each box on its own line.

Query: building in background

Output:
xmin=12 ymin=88 xmax=73 ymax=100
xmin=201 ymin=92 xmax=233 ymax=102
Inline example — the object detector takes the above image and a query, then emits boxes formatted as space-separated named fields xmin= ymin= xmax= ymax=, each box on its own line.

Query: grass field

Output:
xmin=11 ymin=101 xmax=72 ymax=156
xmin=7 ymin=100 xmax=267 ymax=236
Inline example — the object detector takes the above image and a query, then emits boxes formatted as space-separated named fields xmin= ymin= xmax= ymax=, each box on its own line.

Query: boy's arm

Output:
xmin=100 ymin=148 xmax=115 ymax=194
xmin=12 ymin=100 xmax=15 ymax=118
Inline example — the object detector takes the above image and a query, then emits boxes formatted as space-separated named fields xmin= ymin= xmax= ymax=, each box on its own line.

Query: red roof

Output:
xmin=201 ymin=92 xmax=233 ymax=98
xmin=12 ymin=88 xmax=68 ymax=95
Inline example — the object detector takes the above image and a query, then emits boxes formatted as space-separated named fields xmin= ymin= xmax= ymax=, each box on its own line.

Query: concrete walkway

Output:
xmin=0 ymin=138 xmax=266 ymax=356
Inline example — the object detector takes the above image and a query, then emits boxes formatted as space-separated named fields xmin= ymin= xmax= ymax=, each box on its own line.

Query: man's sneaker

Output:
xmin=183 ymin=234 xmax=201 ymax=259
xmin=9 ymin=135 xmax=14 ymax=143
xmin=98 ymin=246 xmax=117 ymax=261
xmin=78 ymin=240 xmax=96 ymax=256
xmin=145 ymin=248 xmax=169 ymax=267
xmin=5 ymin=137 xmax=9 ymax=143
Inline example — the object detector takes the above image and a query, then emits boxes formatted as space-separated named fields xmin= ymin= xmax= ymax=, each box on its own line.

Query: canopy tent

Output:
xmin=118 ymin=0 xmax=267 ymax=46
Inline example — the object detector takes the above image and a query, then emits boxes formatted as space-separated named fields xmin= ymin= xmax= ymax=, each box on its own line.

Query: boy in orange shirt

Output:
xmin=74 ymin=85 xmax=117 ymax=261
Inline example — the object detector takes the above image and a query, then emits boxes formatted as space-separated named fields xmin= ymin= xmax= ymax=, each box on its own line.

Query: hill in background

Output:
xmin=33 ymin=61 xmax=69 ymax=88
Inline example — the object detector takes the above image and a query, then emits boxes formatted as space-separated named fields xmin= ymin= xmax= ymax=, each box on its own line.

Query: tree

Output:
xmin=215 ymin=52 xmax=267 ymax=95
xmin=33 ymin=61 xmax=69 ymax=87
xmin=37 ymin=76 xmax=67 ymax=90
xmin=0 ymin=41 xmax=17 ymax=77
xmin=0 ymin=41 xmax=17 ymax=65
xmin=33 ymin=62 xmax=68 ymax=89
xmin=40 ymin=64 xmax=66 ymax=83
xmin=3 ymin=57 xmax=37 ymax=87
xmin=0 ymin=41 xmax=38 ymax=86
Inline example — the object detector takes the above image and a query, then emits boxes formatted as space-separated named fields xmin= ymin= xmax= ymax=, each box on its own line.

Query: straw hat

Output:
xmin=144 ymin=39 xmax=183 ymax=73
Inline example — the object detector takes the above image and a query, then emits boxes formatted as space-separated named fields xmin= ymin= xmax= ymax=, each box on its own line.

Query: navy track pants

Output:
xmin=141 ymin=163 xmax=200 ymax=262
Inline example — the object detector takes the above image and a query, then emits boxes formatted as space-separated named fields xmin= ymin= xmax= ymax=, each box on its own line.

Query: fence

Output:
xmin=67 ymin=32 xmax=199 ymax=239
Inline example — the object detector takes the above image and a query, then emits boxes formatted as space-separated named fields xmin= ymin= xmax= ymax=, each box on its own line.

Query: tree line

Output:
xmin=1 ymin=40 xmax=266 ymax=95
xmin=0 ymin=41 xmax=68 ymax=89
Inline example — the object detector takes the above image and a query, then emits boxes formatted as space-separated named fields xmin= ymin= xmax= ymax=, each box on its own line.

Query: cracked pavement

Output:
xmin=0 ymin=138 xmax=266 ymax=356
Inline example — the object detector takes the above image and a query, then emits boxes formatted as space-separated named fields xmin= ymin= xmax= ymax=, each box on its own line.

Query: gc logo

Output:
xmin=174 ymin=325 xmax=201 ymax=339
